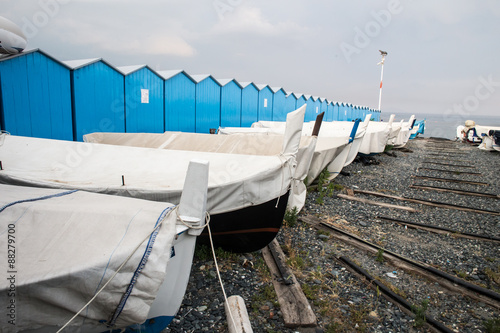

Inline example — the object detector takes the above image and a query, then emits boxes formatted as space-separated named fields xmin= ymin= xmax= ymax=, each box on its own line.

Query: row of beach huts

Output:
xmin=0 ymin=48 xmax=380 ymax=141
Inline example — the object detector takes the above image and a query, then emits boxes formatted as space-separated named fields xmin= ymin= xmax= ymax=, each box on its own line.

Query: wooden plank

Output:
xmin=412 ymin=175 xmax=489 ymax=186
xmin=353 ymin=189 xmax=500 ymax=216
xmin=336 ymin=193 xmax=417 ymax=212
xmin=410 ymin=184 xmax=499 ymax=199
xmin=262 ymin=239 xmax=317 ymax=328
xmin=417 ymin=167 xmax=482 ymax=176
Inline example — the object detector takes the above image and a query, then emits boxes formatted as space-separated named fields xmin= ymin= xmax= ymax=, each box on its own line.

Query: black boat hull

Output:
xmin=198 ymin=190 xmax=289 ymax=253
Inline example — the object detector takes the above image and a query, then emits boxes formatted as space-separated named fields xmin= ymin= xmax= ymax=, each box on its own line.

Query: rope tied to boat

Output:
xmin=175 ymin=205 xmax=211 ymax=230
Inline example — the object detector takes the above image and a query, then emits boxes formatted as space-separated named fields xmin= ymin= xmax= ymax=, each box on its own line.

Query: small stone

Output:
xmin=359 ymin=221 xmax=369 ymax=227
xmin=197 ymin=305 xmax=207 ymax=312
xmin=318 ymin=234 xmax=329 ymax=240
xmin=369 ymin=311 xmax=378 ymax=319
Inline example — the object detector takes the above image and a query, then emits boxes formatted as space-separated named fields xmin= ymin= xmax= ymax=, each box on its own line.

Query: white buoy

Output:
xmin=0 ymin=16 xmax=27 ymax=55
xmin=225 ymin=295 xmax=253 ymax=333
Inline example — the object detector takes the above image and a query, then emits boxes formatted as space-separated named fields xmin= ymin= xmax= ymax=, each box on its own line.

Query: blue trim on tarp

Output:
xmin=102 ymin=316 xmax=174 ymax=333
xmin=108 ymin=206 xmax=174 ymax=326
xmin=0 ymin=189 xmax=78 ymax=214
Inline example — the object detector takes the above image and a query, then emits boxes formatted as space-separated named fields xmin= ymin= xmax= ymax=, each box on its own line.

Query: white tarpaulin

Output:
xmin=85 ymin=132 xmax=315 ymax=211
xmin=0 ymin=135 xmax=293 ymax=215
xmin=358 ymin=121 xmax=392 ymax=155
xmin=394 ymin=115 xmax=415 ymax=148
xmin=0 ymin=184 xmax=178 ymax=331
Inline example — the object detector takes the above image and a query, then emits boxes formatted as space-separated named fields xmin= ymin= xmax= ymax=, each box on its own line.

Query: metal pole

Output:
xmin=377 ymin=50 xmax=387 ymax=112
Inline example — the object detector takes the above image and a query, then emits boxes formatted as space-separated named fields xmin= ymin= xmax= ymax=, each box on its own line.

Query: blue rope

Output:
xmin=108 ymin=205 xmax=175 ymax=326
xmin=0 ymin=189 xmax=78 ymax=214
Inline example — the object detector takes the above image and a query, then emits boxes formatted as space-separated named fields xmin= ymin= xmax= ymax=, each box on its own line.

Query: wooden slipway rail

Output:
xmin=416 ymin=167 xmax=482 ymax=176
xmin=351 ymin=189 xmax=500 ymax=216
xmin=338 ymin=256 xmax=453 ymax=333
xmin=300 ymin=215 xmax=500 ymax=310
xmin=411 ymin=175 xmax=489 ymax=186
xmin=377 ymin=215 xmax=500 ymax=243
xmin=410 ymin=183 xmax=499 ymax=199
xmin=262 ymin=239 xmax=317 ymax=328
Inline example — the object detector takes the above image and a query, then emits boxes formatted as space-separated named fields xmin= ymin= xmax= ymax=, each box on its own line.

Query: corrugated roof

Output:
xmin=255 ymin=84 xmax=269 ymax=91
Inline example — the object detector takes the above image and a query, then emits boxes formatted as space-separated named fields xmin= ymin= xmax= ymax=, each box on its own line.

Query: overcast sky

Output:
xmin=4 ymin=0 xmax=500 ymax=118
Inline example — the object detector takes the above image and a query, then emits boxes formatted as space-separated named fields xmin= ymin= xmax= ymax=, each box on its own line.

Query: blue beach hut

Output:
xmin=0 ymin=49 xmax=73 ymax=140
xmin=296 ymin=94 xmax=307 ymax=110
xmin=240 ymin=82 xmax=259 ymax=127
xmin=256 ymin=84 xmax=273 ymax=121
xmin=326 ymin=100 xmax=335 ymax=121
xmin=118 ymin=65 xmax=164 ymax=133
xmin=304 ymin=95 xmax=319 ymax=122
xmin=64 ymin=58 xmax=125 ymax=141
xmin=320 ymin=98 xmax=328 ymax=118
xmin=191 ymin=74 xmax=221 ymax=133
xmin=271 ymin=87 xmax=287 ymax=121
xmin=159 ymin=70 xmax=196 ymax=132
xmin=285 ymin=93 xmax=298 ymax=116
xmin=218 ymin=78 xmax=242 ymax=127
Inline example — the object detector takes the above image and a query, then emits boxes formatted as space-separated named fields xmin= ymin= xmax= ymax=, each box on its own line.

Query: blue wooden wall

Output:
xmin=271 ymin=87 xmax=287 ymax=121
xmin=121 ymin=66 xmax=164 ymax=133
xmin=162 ymin=70 xmax=196 ymax=132
xmin=257 ymin=85 xmax=273 ymax=121
xmin=240 ymin=82 xmax=258 ymax=127
xmin=220 ymin=79 xmax=242 ymax=127
xmin=0 ymin=49 xmax=73 ymax=140
xmin=68 ymin=59 xmax=125 ymax=141
xmin=0 ymin=48 xmax=382 ymax=141
xmin=193 ymin=75 xmax=221 ymax=133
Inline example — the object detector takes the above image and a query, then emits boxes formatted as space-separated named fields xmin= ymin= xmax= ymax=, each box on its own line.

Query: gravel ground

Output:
xmin=166 ymin=138 xmax=499 ymax=333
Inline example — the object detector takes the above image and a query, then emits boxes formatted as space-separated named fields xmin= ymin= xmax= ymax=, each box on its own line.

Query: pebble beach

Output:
xmin=165 ymin=138 xmax=499 ymax=333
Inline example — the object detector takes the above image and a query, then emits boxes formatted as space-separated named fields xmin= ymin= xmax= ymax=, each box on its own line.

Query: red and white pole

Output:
xmin=377 ymin=51 xmax=387 ymax=112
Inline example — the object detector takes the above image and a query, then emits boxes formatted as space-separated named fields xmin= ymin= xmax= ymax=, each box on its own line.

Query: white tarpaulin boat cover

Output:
xmin=394 ymin=115 xmax=415 ymax=148
xmin=359 ymin=120 xmax=392 ymax=155
xmin=220 ymin=116 xmax=369 ymax=185
xmin=85 ymin=131 xmax=315 ymax=212
xmin=0 ymin=184 xmax=179 ymax=331
xmin=0 ymin=134 xmax=295 ymax=215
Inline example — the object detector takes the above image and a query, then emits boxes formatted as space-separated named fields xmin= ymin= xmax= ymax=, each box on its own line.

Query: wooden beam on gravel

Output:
xmin=353 ymin=189 xmax=500 ymax=216
xmin=412 ymin=175 xmax=489 ymax=186
xmin=262 ymin=239 xmax=317 ymax=328
xmin=336 ymin=193 xmax=418 ymax=212
xmin=410 ymin=184 xmax=499 ymax=199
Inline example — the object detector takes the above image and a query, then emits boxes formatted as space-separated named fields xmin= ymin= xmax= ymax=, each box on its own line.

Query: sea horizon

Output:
xmin=381 ymin=112 xmax=500 ymax=140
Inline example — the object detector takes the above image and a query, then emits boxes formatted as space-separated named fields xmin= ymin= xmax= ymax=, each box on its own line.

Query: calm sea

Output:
xmin=383 ymin=112 xmax=500 ymax=140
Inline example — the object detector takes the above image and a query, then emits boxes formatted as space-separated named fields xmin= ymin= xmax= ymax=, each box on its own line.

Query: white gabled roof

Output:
xmin=117 ymin=64 xmax=147 ymax=75
xmin=190 ymin=74 xmax=222 ymax=86
xmin=62 ymin=58 xmax=101 ymax=69
xmin=255 ymin=84 xmax=269 ymax=91
xmin=239 ymin=82 xmax=257 ymax=89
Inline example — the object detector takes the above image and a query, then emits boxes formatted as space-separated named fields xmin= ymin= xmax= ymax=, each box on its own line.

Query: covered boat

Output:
xmin=393 ymin=115 xmax=415 ymax=148
xmin=219 ymin=114 xmax=369 ymax=185
xmin=0 ymin=107 xmax=302 ymax=253
xmin=0 ymin=160 xmax=208 ymax=332
xmin=84 ymin=106 xmax=312 ymax=211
